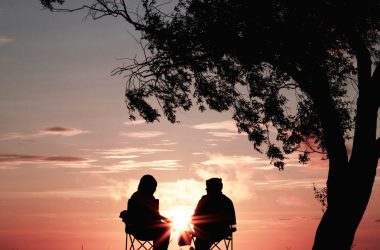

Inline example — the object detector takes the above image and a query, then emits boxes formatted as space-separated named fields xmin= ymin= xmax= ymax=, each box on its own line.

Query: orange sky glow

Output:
xmin=0 ymin=1 xmax=379 ymax=250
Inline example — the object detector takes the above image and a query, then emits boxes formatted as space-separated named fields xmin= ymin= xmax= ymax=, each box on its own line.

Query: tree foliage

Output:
xmin=43 ymin=0 xmax=380 ymax=169
xmin=313 ymin=183 xmax=328 ymax=213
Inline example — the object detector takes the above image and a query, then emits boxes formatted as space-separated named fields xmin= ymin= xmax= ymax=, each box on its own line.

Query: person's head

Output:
xmin=138 ymin=174 xmax=157 ymax=195
xmin=206 ymin=178 xmax=223 ymax=194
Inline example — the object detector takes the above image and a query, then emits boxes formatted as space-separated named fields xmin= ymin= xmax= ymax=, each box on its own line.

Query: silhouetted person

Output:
xmin=123 ymin=174 xmax=171 ymax=250
xmin=192 ymin=178 xmax=236 ymax=250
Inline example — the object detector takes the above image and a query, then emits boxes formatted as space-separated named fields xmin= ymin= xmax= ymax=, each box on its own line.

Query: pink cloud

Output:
xmin=208 ymin=131 xmax=242 ymax=139
xmin=0 ymin=126 xmax=89 ymax=141
xmin=124 ymin=120 xmax=146 ymax=126
xmin=0 ymin=154 xmax=92 ymax=167
xmin=192 ymin=120 xmax=237 ymax=131
xmin=0 ymin=36 xmax=13 ymax=45
xmin=0 ymin=154 xmax=41 ymax=162
xmin=96 ymin=147 xmax=173 ymax=157
xmin=121 ymin=131 xmax=164 ymax=138
xmin=40 ymin=126 xmax=90 ymax=136
xmin=104 ymin=159 xmax=182 ymax=172
xmin=276 ymin=196 xmax=308 ymax=207
xmin=152 ymin=140 xmax=178 ymax=146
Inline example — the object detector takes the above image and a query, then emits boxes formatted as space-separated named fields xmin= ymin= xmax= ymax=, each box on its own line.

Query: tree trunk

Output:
xmin=309 ymin=52 xmax=379 ymax=249
xmin=313 ymin=158 xmax=377 ymax=250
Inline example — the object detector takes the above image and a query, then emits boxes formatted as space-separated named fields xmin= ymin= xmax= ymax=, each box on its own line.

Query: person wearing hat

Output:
xmin=124 ymin=174 xmax=171 ymax=250
xmin=191 ymin=178 xmax=236 ymax=250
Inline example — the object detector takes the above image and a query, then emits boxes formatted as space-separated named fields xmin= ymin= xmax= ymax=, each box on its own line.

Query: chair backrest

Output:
xmin=120 ymin=204 xmax=154 ymax=250
xmin=188 ymin=224 xmax=236 ymax=250
xmin=121 ymin=198 xmax=160 ymax=240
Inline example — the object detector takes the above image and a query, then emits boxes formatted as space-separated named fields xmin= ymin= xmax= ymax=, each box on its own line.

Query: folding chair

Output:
xmin=186 ymin=225 xmax=236 ymax=250
xmin=120 ymin=209 xmax=154 ymax=250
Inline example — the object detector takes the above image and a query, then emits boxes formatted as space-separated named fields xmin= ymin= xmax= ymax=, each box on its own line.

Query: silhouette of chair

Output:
xmin=184 ymin=225 xmax=236 ymax=250
xmin=126 ymin=232 xmax=153 ymax=250
xmin=209 ymin=229 xmax=234 ymax=250
xmin=120 ymin=209 xmax=154 ymax=250
xmin=210 ymin=225 xmax=236 ymax=250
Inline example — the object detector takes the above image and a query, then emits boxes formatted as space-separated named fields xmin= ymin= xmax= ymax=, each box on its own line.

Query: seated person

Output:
xmin=121 ymin=174 xmax=171 ymax=250
xmin=191 ymin=178 xmax=236 ymax=250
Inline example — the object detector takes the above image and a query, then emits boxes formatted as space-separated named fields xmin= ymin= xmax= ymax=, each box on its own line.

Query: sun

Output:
xmin=166 ymin=206 xmax=193 ymax=232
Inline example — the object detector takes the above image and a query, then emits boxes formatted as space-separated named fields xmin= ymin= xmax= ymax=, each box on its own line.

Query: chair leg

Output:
xmin=210 ymin=237 xmax=233 ymax=250
xmin=127 ymin=235 xmax=153 ymax=250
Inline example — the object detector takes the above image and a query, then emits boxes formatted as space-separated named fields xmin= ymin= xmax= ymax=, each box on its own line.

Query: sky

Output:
xmin=0 ymin=1 xmax=379 ymax=250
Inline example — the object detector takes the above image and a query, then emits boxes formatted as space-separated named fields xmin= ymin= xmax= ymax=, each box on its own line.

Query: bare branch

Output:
xmin=44 ymin=0 xmax=148 ymax=31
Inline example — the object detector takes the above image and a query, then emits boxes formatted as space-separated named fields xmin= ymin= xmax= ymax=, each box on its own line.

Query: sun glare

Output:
xmin=166 ymin=206 xmax=193 ymax=232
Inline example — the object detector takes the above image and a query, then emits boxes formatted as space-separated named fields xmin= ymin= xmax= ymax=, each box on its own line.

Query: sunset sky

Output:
xmin=1 ymin=1 xmax=379 ymax=250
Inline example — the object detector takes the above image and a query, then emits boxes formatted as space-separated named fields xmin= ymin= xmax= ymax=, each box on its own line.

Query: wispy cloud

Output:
xmin=102 ymin=155 xmax=140 ymax=159
xmin=200 ymin=154 xmax=267 ymax=168
xmin=0 ymin=126 xmax=90 ymax=141
xmin=276 ymin=195 xmax=308 ymax=207
xmin=266 ymin=180 xmax=318 ymax=189
xmin=192 ymin=120 xmax=242 ymax=140
xmin=105 ymin=159 xmax=182 ymax=172
xmin=96 ymin=147 xmax=173 ymax=158
xmin=1 ymin=185 xmax=126 ymax=200
xmin=192 ymin=152 xmax=205 ymax=155
xmin=40 ymin=126 xmax=90 ymax=136
xmin=0 ymin=35 xmax=13 ymax=45
xmin=121 ymin=131 xmax=164 ymax=138
xmin=208 ymin=131 xmax=242 ymax=138
xmin=0 ymin=132 xmax=28 ymax=141
xmin=152 ymin=139 xmax=178 ymax=146
xmin=0 ymin=154 xmax=93 ymax=168
xmin=124 ymin=120 xmax=146 ymax=126
xmin=192 ymin=120 xmax=237 ymax=131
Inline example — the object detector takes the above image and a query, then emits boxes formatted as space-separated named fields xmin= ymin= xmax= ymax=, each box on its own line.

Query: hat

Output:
xmin=206 ymin=178 xmax=223 ymax=191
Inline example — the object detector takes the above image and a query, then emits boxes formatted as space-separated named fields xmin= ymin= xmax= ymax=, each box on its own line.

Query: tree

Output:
xmin=41 ymin=0 xmax=380 ymax=249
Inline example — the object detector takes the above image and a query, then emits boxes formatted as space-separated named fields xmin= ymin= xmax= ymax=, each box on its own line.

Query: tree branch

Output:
xmin=343 ymin=26 xmax=372 ymax=88
xmin=43 ymin=0 xmax=148 ymax=31
xmin=348 ymin=29 xmax=379 ymax=164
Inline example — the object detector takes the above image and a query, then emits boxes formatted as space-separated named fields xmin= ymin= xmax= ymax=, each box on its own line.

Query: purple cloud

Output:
xmin=0 ymin=154 xmax=90 ymax=165
xmin=0 ymin=36 xmax=13 ymax=45
xmin=40 ymin=126 xmax=90 ymax=136
xmin=0 ymin=126 xmax=89 ymax=141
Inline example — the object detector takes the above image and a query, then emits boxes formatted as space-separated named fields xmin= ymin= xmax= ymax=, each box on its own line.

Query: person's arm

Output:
xmin=228 ymin=199 xmax=237 ymax=225
xmin=192 ymin=196 xmax=206 ymax=225
xmin=153 ymin=198 xmax=171 ymax=223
